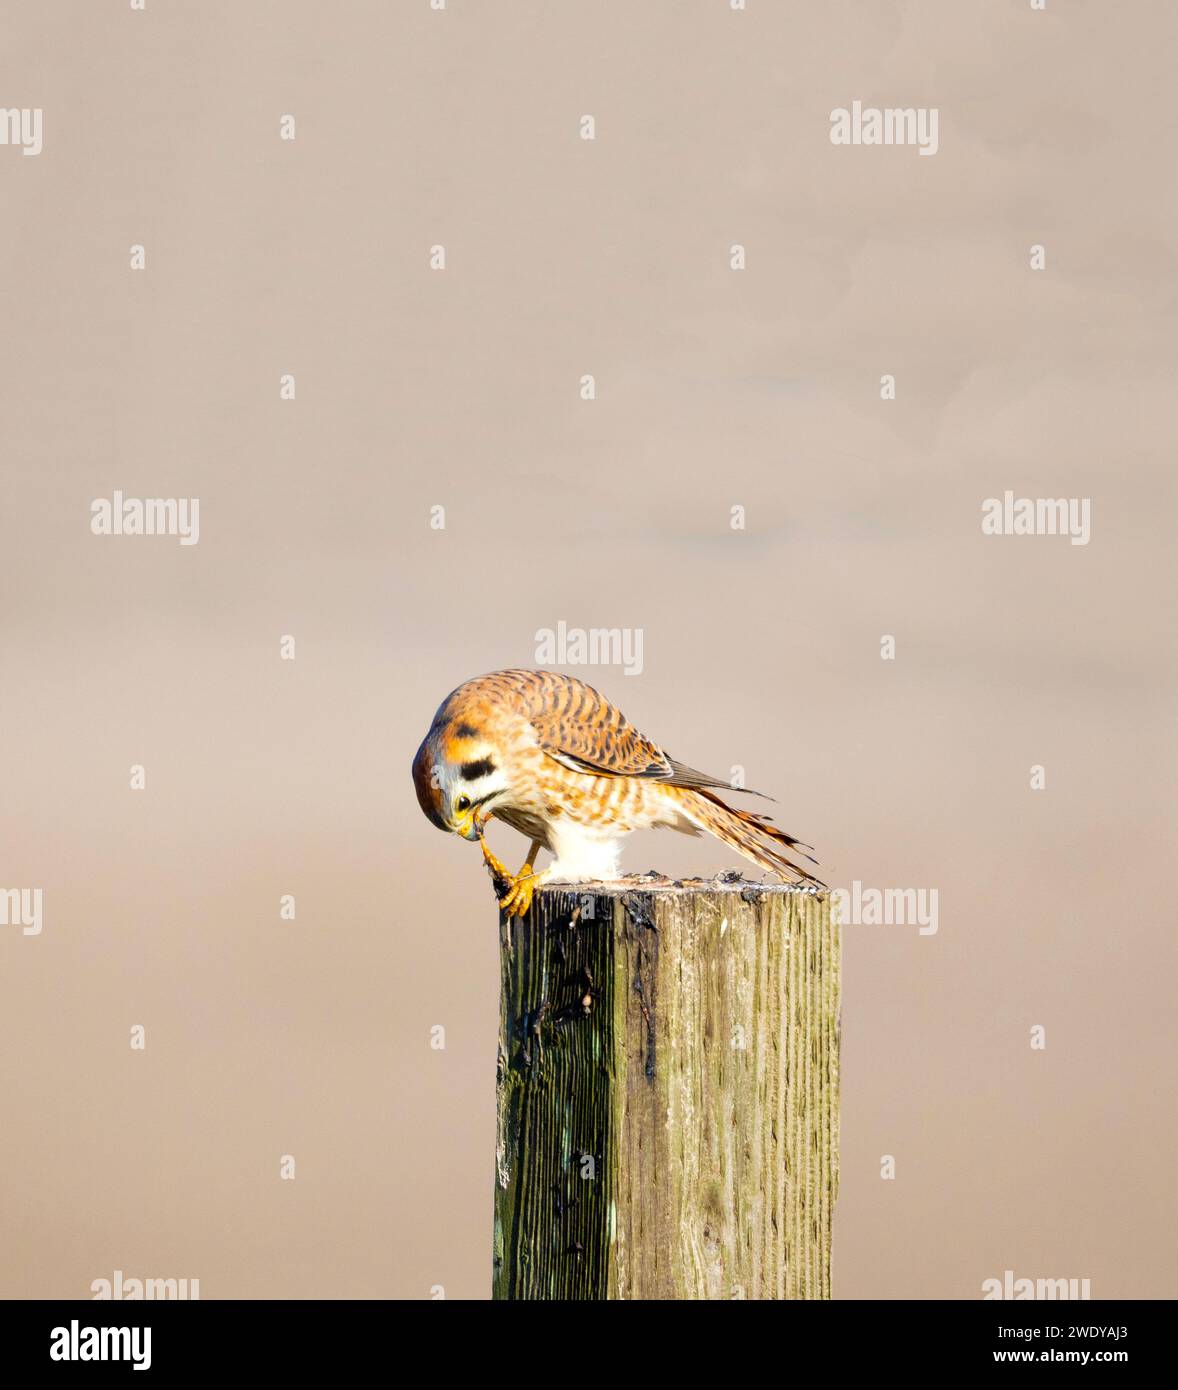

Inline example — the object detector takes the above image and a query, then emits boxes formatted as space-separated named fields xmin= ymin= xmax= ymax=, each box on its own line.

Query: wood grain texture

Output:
xmin=493 ymin=877 xmax=840 ymax=1300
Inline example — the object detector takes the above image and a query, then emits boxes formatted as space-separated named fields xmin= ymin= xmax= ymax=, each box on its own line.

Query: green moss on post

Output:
xmin=493 ymin=877 xmax=840 ymax=1300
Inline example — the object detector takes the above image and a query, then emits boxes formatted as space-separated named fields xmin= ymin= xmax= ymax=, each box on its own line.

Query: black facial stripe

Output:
xmin=460 ymin=758 xmax=496 ymax=781
xmin=470 ymin=790 xmax=499 ymax=810
xmin=455 ymin=723 xmax=479 ymax=738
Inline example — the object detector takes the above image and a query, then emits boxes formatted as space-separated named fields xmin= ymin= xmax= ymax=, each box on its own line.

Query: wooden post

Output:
xmin=493 ymin=875 xmax=840 ymax=1300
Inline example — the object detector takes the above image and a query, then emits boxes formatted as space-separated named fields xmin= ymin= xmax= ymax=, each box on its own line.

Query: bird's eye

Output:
xmin=455 ymin=795 xmax=471 ymax=813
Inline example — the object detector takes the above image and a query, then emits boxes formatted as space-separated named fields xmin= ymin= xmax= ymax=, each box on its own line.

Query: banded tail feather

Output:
xmin=675 ymin=787 xmax=825 ymax=889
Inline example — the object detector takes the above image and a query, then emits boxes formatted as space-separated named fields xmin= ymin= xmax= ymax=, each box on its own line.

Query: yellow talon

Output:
xmin=477 ymin=825 xmax=549 ymax=918
xmin=498 ymin=865 xmax=550 ymax=918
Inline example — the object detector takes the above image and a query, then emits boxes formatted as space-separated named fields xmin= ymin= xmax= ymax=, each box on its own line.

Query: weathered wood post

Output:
xmin=493 ymin=875 xmax=840 ymax=1300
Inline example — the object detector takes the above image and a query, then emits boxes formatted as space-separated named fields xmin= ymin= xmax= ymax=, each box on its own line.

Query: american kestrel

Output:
xmin=412 ymin=669 xmax=823 ymax=917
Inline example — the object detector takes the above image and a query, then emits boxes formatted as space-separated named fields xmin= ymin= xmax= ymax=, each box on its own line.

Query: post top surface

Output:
xmin=538 ymin=872 xmax=826 ymax=898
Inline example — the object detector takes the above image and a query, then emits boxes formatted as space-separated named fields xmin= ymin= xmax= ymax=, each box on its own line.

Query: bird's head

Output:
xmin=412 ymin=717 xmax=510 ymax=841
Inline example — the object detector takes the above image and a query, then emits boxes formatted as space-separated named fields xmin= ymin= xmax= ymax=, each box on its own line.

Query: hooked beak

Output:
xmin=457 ymin=805 xmax=490 ymax=842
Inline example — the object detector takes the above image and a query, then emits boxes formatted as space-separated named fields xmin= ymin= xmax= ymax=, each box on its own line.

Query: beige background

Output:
xmin=2 ymin=1 xmax=1175 ymax=1299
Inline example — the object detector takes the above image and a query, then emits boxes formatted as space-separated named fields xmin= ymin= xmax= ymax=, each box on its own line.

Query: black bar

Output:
xmin=1 ymin=1297 xmax=1165 ymax=1374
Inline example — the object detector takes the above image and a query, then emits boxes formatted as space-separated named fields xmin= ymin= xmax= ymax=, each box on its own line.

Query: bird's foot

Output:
xmin=477 ymin=823 xmax=549 ymax=917
xmin=497 ymin=864 xmax=552 ymax=919
xmin=479 ymin=831 xmax=511 ymax=884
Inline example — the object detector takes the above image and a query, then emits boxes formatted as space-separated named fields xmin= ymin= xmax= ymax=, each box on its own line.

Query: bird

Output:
xmin=408 ymin=669 xmax=823 ymax=917
xmin=411 ymin=669 xmax=823 ymax=916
